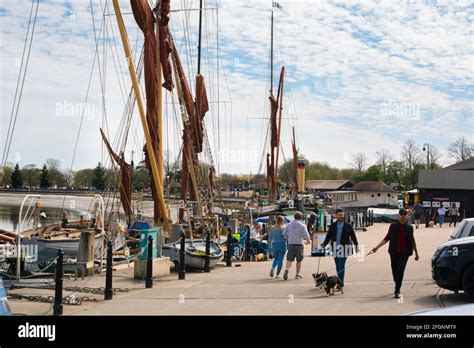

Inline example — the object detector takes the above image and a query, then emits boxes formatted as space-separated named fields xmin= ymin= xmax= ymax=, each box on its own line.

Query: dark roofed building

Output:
xmin=418 ymin=157 xmax=474 ymax=218
xmin=305 ymin=179 xmax=354 ymax=192
xmin=445 ymin=157 xmax=474 ymax=171
xmin=351 ymin=181 xmax=395 ymax=192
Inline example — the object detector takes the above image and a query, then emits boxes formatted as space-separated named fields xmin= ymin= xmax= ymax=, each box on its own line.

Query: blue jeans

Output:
xmin=439 ymin=215 xmax=445 ymax=226
xmin=334 ymin=257 xmax=347 ymax=284
xmin=271 ymin=241 xmax=287 ymax=275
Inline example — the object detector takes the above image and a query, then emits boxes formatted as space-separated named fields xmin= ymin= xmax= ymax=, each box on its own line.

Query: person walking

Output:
xmin=269 ymin=216 xmax=287 ymax=279
xmin=321 ymin=208 xmax=359 ymax=287
xmin=282 ymin=211 xmax=311 ymax=280
xmin=307 ymin=207 xmax=318 ymax=235
xmin=448 ymin=203 xmax=458 ymax=228
xmin=406 ymin=207 xmax=413 ymax=225
xmin=413 ymin=202 xmax=423 ymax=229
xmin=370 ymin=208 xmax=419 ymax=298
xmin=437 ymin=205 xmax=446 ymax=228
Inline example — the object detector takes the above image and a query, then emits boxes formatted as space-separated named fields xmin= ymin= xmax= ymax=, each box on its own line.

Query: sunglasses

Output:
xmin=399 ymin=212 xmax=407 ymax=216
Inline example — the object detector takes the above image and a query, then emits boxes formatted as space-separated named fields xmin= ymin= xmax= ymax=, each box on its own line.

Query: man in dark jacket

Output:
xmin=321 ymin=208 xmax=359 ymax=286
xmin=370 ymin=208 xmax=419 ymax=298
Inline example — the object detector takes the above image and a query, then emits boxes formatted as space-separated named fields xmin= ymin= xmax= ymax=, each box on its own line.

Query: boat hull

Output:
xmin=20 ymin=233 xmax=126 ymax=263
xmin=162 ymin=239 xmax=223 ymax=270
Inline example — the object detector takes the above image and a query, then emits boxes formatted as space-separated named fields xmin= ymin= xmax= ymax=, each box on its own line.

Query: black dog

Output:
xmin=312 ymin=272 xmax=344 ymax=296
xmin=312 ymin=272 xmax=328 ymax=289
xmin=324 ymin=275 xmax=344 ymax=296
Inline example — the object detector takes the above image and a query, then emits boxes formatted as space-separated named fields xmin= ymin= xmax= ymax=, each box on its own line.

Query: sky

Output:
xmin=0 ymin=0 xmax=473 ymax=176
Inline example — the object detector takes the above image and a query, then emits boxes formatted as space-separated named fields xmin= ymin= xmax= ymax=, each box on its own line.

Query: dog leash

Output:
xmin=315 ymin=257 xmax=361 ymax=277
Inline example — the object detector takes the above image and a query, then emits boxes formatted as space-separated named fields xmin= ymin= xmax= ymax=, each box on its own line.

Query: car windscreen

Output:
xmin=451 ymin=220 xmax=467 ymax=239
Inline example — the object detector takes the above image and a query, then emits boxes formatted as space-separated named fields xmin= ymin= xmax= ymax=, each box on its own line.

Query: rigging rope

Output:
xmin=1 ymin=0 xmax=40 ymax=172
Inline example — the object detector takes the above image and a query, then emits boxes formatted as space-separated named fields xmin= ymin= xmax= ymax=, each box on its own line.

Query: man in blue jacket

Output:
xmin=321 ymin=208 xmax=359 ymax=287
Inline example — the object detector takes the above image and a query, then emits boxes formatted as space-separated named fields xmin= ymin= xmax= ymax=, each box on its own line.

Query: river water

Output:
xmin=0 ymin=205 xmax=82 ymax=233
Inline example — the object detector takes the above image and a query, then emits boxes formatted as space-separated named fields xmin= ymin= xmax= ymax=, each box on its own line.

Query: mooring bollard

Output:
xmin=53 ymin=249 xmax=64 ymax=316
xmin=178 ymin=231 xmax=186 ymax=280
xmin=145 ymin=235 xmax=153 ymax=288
xmin=245 ymin=225 xmax=251 ymax=261
xmin=204 ymin=231 xmax=211 ymax=273
xmin=226 ymin=229 xmax=232 ymax=267
xmin=105 ymin=240 xmax=114 ymax=299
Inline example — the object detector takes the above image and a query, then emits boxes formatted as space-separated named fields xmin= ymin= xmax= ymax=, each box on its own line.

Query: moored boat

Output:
xmin=162 ymin=239 xmax=223 ymax=270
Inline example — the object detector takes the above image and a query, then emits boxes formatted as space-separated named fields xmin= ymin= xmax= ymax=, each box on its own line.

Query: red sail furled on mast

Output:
xmin=194 ymin=74 xmax=209 ymax=153
xmin=157 ymin=0 xmax=173 ymax=91
xmin=131 ymin=0 xmax=169 ymax=224
xmin=100 ymin=128 xmax=133 ymax=223
xmin=267 ymin=67 xmax=284 ymax=200
xmin=269 ymin=95 xmax=278 ymax=148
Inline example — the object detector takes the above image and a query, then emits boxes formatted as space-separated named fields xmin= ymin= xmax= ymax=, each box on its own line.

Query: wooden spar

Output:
xmin=292 ymin=126 xmax=298 ymax=191
xmin=112 ymin=0 xmax=169 ymax=231
xmin=270 ymin=6 xmax=274 ymax=96
xmin=155 ymin=1 xmax=164 ymax=187
xmin=272 ymin=66 xmax=285 ymax=201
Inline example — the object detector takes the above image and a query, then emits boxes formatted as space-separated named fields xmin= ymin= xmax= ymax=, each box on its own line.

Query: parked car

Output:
xmin=432 ymin=236 xmax=474 ymax=301
xmin=450 ymin=218 xmax=474 ymax=240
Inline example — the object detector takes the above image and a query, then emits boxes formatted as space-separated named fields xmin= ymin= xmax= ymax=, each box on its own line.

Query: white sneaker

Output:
xmin=295 ymin=274 xmax=303 ymax=279
xmin=275 ymin=275 xmax=281 ymax=279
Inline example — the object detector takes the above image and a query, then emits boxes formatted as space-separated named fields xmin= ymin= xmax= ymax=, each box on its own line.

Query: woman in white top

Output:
xmin=437 ymin=206 xmax=446 ymax=228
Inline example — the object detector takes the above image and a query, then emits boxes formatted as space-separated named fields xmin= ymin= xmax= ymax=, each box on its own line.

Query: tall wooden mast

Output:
xmin=112 ymin=0 xmax=169 ymax=231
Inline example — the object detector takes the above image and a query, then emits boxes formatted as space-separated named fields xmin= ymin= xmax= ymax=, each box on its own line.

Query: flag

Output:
xmin=273 ymin=2 xmax=282 ymax=10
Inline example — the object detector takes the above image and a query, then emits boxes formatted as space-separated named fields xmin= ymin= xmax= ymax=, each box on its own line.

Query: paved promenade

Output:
xmin=8 ymin=222 xmax=469 ymax=315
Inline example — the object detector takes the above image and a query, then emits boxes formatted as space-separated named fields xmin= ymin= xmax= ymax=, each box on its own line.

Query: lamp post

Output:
xmin=423 ymin=143 xmax=430 ymax=169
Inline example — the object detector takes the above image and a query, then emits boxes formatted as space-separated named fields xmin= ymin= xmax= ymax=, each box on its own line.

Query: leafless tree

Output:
xmin=426 ymin=145 xmax=442 ymax=169
xmin=351 ymin=152 xmax=368 ymax=172
xmin=448 ymin=136 xmax=473 ymax=163
xmin=376 ymin=149 xmax=393 ymax=176
xmin=401 ymin=140 xmax=422 ymax=170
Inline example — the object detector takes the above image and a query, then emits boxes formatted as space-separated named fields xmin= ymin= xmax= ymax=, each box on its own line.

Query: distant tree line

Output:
xmin=0 ymin=136 xmax=472 ymax=192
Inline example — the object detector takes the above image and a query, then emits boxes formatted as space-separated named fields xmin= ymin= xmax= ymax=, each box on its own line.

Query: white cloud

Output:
xmin=0 ymin=0 xmax=472 ymax=175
